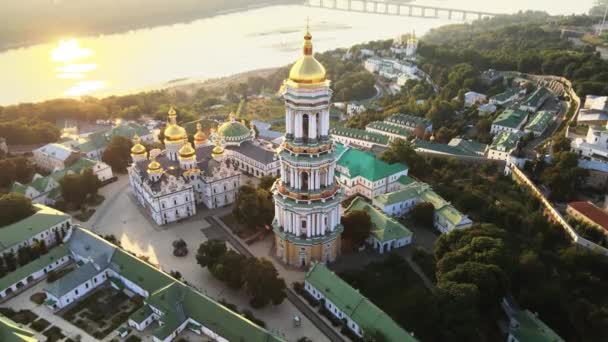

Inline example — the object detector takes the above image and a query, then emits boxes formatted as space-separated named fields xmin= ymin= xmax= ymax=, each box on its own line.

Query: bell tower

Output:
xmin=272 ymin=27 xmax=342 ymax=268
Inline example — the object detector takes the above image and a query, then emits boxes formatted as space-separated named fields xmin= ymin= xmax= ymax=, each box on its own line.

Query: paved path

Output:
xmin=207 ymin=216 xmax=344 ymax=342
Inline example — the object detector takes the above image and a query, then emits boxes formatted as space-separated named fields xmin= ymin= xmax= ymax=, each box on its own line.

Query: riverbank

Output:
xmin=0 ymin=0 xmax=298 ymax=53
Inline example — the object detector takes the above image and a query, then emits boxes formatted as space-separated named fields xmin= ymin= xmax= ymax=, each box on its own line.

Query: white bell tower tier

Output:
xmin=272 ymin=28 xmax=343 ymax=268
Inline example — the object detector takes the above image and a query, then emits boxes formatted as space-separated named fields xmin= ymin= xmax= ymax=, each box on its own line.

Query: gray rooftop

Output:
xmin=226 ymin=141 xmax=277 ymax=164
xmin=45 ymin=262 xmax=100 ymax=298
xmin=68 ymin=228 xmax=116 ymax=268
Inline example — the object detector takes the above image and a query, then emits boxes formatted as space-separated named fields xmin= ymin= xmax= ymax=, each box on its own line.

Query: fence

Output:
xmin=509 ymin=164 xmax=608 ymax=256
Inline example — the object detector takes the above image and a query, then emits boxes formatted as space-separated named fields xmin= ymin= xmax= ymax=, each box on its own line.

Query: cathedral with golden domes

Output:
xmin=127 ymin=108 xmax=241 ymax=225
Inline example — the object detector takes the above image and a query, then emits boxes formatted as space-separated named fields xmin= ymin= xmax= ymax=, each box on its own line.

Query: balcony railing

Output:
xmin=274 ymin=180 xmax=340 ymax=202
xmin=282 ymin=141 xmax=333 ymax=155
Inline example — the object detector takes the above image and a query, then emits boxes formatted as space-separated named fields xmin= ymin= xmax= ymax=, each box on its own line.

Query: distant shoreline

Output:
xmin=0 ymin=1 xmax=298 ymax=53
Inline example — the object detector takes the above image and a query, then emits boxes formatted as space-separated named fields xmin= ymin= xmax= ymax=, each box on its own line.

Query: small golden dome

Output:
xmin=131 ymin=135 xmax=146 ymax=155
xmin=147 ymin=157 xmax=163 ymax=174
xmin=178 ymin=142 xmax=196 ymax=158
xmin=211 ymin=136 xmax=224 ymax=158
xmin=194 ymin=122 xmax=207 ymax=143
xmin=164 ymin=107 xmax=187 ymax=142
xmin=288 ymin=30 xmax=326 ymax=84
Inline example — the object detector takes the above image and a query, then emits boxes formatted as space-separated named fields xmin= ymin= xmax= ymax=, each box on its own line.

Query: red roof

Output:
xmin=568 ymin=201 xmax=608 ymax=231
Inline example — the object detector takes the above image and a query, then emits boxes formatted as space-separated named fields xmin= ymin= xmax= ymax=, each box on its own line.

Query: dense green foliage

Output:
xmin=341 ymin=209 xmax=372 ymax=248
xmin=196 ymin=240 xmax=286 ymax=308
xmin=59 ymin=168 xmax=100 ymax=205
xmin=0 ymin=156 xmax=35 ymax=189
xmin=102 ymin=136 xmax=133 ymax=173
xmin=0 ymin=192 xmax=35 ymax=227
xmin=410 ymin=202 xmax=435 ymax=228
xmin=232 ymin=182 xmax=274 ymax=231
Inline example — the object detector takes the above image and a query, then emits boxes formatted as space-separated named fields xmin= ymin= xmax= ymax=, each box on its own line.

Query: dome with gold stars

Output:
xmin=288 ymin=29 xmax=326 ymax=85
xmin=130 ymin=135 xmax=146 ymax=156
xmin=164 ymin=107 xmax=187 ymax=142
xmin=217 ymin=112 xmax=251 ymax=144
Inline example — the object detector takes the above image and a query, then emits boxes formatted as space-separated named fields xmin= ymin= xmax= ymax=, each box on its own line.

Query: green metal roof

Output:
xmin=366 ymin=121 xmax=412 ymax=137
xmin=45 ymin=262 xmax=99 ymax=298
xmin=448 ymin=138 xmax=487 ymax=155
xmin=129 ymin=305 xmax=153 ymax=324
xmin=0 ymin=314 xmax=38 ymax=342
xmin=0 ymin=204 xmax=70 ymax=250
xmin=492 ymin=109 xmax=528 ymax=129
xmin=330 ymin=126 xmax=389 ymax=145
xmin=345 ymin=197 xmax=412 ymax=242
xmin=521 ymin=87 xmax=551 ymax=109
xmin=0 ymin=245 xmax=69 ymax=291
xmin=413 ymin=139 xmax=479 ymax=157
xmin=109 ymin=249 xmax=174 ymax=294
xmin=511 ymin=310 xmax=564 ymax=342
xmin=337 ymin=148 xmax=407 ymax=181
xmin=147 ymin=282 xmax=283 ymax=342
xmin=491 ymin=88 xmax=519 ymax=103
xmin=9 ymin=183 xmax=27 ymax=195
xmin=373 ymin=183 xmax=428 ymax=207
xmin=75 ymin=123 xmax=150 ymax=152
xmin=217 ymin=120 xmax=251 ymax=139
xmin=398 ymin=175 xmax=416 ymax=186
xmin=524 ymin=111 xmax=554 ymax=134
xmin=489 ymin=131 xmax=520 ymax=152
xmin=384 ymin=113 xmax=431 ymax=128
xmin=305 ymin=263 xmax=417 ymax=342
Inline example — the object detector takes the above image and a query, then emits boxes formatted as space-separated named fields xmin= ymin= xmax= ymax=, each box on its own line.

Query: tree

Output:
xmin=102 ymin=135 xmax=133 ymax=172
xmin=233 ymin=183 xmax=274 ymax=231
xmin=60 ymin=174 xmax=86 ymax=205
xmin=258 ymin=175 xmax=277 ymax=191
xmin=410 ymin=202 xmax=435 ymax=228
xmin=552 ymin=135 xmax=571 ymax=154
xmin=341 ymin=210 xmax=372 ymax=248
xmin=211 ymin=250 xmax=246 ymax=290
xmin=381 ymin=138 xmax=426 ymax=176
xmin=196 ymin=240 xmax=227 ymax=269
xmin=0 ymin=193 xmax=35 ymax=227
xmin=3 ymin=251 xmax=17 ymax=271
xmin=81 ymin=168 xmax=101 ymax=198
xmin=243 ymin=258 xmax=287 ymax=308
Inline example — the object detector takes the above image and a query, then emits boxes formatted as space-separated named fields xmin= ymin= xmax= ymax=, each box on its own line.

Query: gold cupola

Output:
xmin=211 ymin=136 xmax=225 ymax=159
xmin=178 ymin=141 xmax=196 ymax=160
xmin=147 ymin=156 xmax=163 ymax=175
xmin=164 ymin=107 xmax=187 ymax=142
xmin=288 ymin=27 xmax=327 ymax=85
xmin=193 ymin=122 xmax=208 ymax=144
xmin=130 ymin=135 xmax=146 ymax=156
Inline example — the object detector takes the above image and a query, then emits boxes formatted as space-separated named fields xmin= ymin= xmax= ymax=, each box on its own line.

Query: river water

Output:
xmin=0 ymin=1 xmax=594 ymax=105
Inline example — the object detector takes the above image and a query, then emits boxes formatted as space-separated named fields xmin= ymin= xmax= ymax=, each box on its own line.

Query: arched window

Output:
xmin=301 ymin=171 xmax=309 ymax=191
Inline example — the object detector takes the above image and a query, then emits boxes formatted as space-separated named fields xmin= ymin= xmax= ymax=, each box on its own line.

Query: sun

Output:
xmin=51 ymin=39 xmax=93 ymax=63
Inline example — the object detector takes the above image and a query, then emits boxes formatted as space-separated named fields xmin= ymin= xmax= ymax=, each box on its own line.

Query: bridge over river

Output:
xmin=306 ymin=0 xmax=504 ymax=20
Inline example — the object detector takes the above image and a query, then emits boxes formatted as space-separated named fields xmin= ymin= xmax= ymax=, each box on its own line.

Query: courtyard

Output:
xmin=83 ymin=175 xmax=329 ymax=342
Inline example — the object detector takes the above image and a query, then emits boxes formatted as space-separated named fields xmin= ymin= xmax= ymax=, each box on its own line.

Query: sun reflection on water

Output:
xmin=51 ymin=39 xmax=104 ymax=97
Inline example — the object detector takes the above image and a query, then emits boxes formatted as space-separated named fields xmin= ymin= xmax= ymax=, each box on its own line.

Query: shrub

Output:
xmin=0 ymin=307 xmax=16 ymax=318
xmin=30 ymin=318 xmax=51 ymax=332
xmin=43 ymin=326 xmax=65 ymax=342
xmin=12 ymin=310 xmax=37 ymax=324
xmin=30 ymin=292 xmax=47 ymax=305
xmin=125 ymin=335 xmax=142 ymax=342
xmin=242 ymin=309 xmax=267 ymax=328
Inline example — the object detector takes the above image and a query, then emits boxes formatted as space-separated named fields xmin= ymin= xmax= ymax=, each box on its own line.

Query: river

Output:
xmin=0 ymin=1 xmax=595 ymax=105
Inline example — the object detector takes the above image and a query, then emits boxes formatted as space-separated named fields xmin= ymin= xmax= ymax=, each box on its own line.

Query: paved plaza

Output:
xmin=78 ymin=175 xmax=329 ymax=342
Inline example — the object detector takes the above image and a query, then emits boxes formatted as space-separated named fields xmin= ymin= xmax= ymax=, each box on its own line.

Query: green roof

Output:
xmin=524 ymin=111 xmax=554 ymax=134
xmin=129 ymin=305 xmax=153 ymax=324
xmin=397 ymin=175 xmax=416 ymax=186
xmin=521 ymin=87 xmax=551 ymax=109
xmin=0 ymin=204 xmax=70 ymax=250
xmin=511 ymin=310 xmax=564 ymax=342
xmin=331 ymin=126 xmax=389 ymax=145
xmin=51 ymin=158 xmax=97 ymax=181
xmin=45 ymin=262 xmax=99 ymax=298
xmin=305 ymin=263 xmax=417 ymax=342
xmin=147 ymin=282 xmax=282 ymax=342
xmin=436 ymin=204 xmax=468 ymax=226
xmin=366 ymin=121 xmax=412 ymax=137
xmin=345 ymin=197 xmax=412 ymax=242
xmin=217 ymin=120 xmax=251 ymax=139
xmin=412 ymin=139 xmax=479 ymax=157
xmin=0 ymin=314 xmax=38 ymax=342
xmin=9 ymin=183 xmax=27 ymax=195
xmin=337 ymin=147 xmax=407 ymax=181
xmin=0 ymin=245 xmax=69 ymax=292
xmin=373 ymin=183 xmax=428 ymax=207
xmin=492 ymin=109 xmax=528 ymax=129
xmin=384 ymin=113 xmax=431 ymax=128
xmin=109 ymin=249 xmax=174 ymax=294
xmin=448 ymin=138 xmax=487 ymax=155
xmin=490 ymin=131 xmax=520 ymax=152
xmin=491 ymin=88 xmax=519 ymax=103
xmin=30 ymin=176 xmax=53 ymax=193
xmin=76 ymin=122 xmax=150 ymax=153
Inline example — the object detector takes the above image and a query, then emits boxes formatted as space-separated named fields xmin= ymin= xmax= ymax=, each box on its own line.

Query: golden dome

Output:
xmin=194 ymin=122 xmax=208 ymax=143
xmin=131 ymin=135 xmax=146 ymax=155
xmin=288 ymin=29 xmax=326 ymax=84
xmin=211 ymin=136 xmax=224 ymax=158
xmin=164 ymin=106 xmax=187 ymax=142
xmin=147 ymin=157 xmax=163 ymax=174
xmin=178 ymin=142 xmax=196 ymax=159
